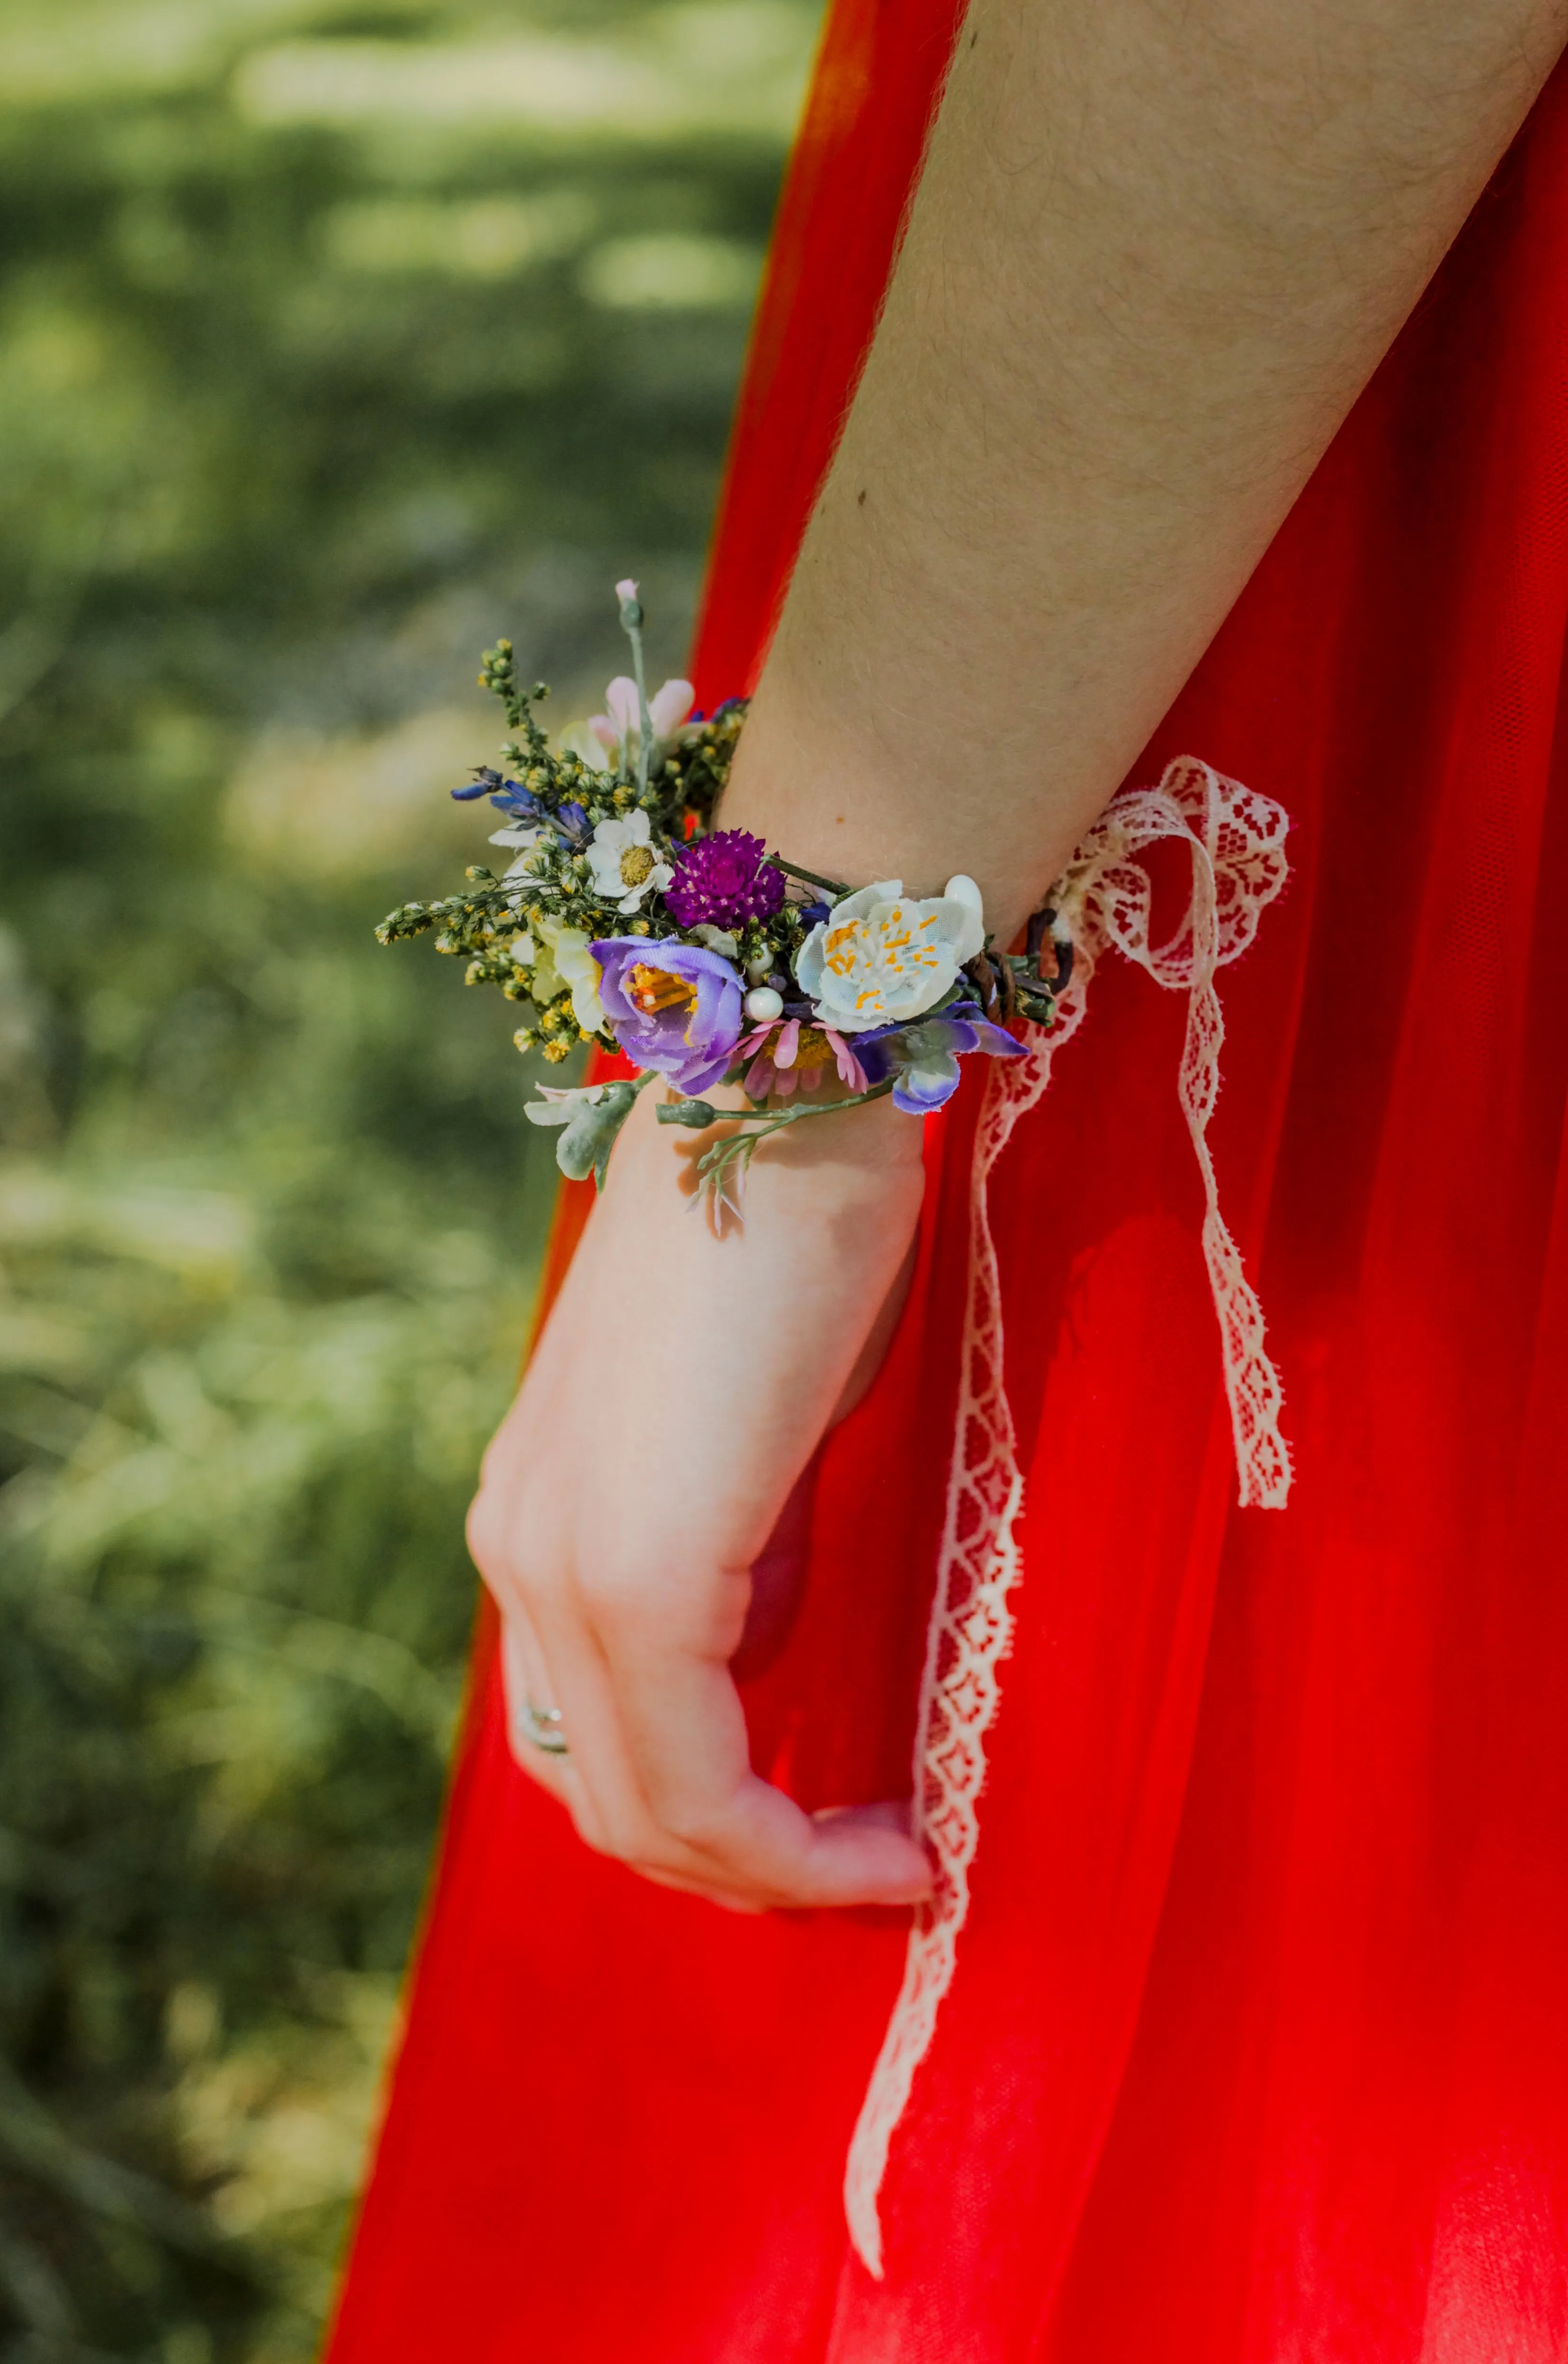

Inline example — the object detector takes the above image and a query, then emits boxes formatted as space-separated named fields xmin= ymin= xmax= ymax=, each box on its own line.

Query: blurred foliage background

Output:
xmin=0 ymin=2 xmax=818 ymax=2354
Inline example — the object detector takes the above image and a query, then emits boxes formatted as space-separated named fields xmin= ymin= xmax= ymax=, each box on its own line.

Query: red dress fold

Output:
xmin=327 ymin=6 xmax=1568 ymax=2355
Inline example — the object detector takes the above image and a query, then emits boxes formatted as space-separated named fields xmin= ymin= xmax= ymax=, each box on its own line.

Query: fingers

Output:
xmin=497 ymin=1611 xmax=597 ymax=1827
xmin=575 ymin=1590 xmax=933 ymax=1908
xmin=483 ymin=1520 xmax=933 ymax=1909
xmin=464 ymin=1077 xmax=933 ymax=1914
xmin=482 ymin=1472 xmax=934 ymax=1908
xmin=500 ymin=1559 xmax=931 ymax=1910
xmin=498 ymin=1614 xmax=566 ymax=1783
xmin=501 ymin=1617 xmax=767 ymax=1910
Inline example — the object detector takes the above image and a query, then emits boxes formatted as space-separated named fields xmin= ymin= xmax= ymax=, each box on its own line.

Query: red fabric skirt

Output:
xmin=327 ymin=6 xmax=1568 ymax=2356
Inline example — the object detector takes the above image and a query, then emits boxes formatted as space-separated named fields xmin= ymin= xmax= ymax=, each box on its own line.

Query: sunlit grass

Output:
xmin=581 ymin=230 xmax=763 ymax=309
xmin=233 ymin=6 xmax=817 ymax=144
xmin=318 ymin=191 xmax=597 ymax=279
xmin=0 ymin=0 xmax=820 ymax=2351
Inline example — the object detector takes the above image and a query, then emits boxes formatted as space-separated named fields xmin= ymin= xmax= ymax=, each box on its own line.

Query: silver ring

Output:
xmin=522 ymin=1695 xmax=569 ymax=1757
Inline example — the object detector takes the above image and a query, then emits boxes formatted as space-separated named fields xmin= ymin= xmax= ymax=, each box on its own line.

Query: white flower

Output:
xmin=489 ymin=819 xmax=543 ymax=866
xmin=510 ymin=931 xmax=535 ymax=966
xmin=531 ymin=916 xmax=606 ymax=1033
xmin=524 ymin=1081 xmax=607 ymax=1128
xmin=560 ymin=720 xmax=613 ymax=773
xmin=588 ymin=674 xmax=695 ymax=763
xmin=585 ymin=809 xmax=675 ymax=914
xmin=794 ymin=875 xmax=986 ymax=1033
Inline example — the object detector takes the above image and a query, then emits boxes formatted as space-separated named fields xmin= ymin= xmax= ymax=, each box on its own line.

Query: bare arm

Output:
xmin=726 ymin=0 xmax=1567 ymax=933
xmin=469 ymin=0 xmax=1567 ymax=1911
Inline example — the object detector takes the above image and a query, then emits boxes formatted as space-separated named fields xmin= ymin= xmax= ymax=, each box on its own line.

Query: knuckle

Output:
xmin=464 ymin=1487 xmax=510 ymax=1586
xmin=570 ymin=1806 xmax=630 ymax=1863
xmin=575 ymin=1554 xmax=647 ymax=1623
xmin=655 ymin=1797 xmax=733 ymax=1855
xmin=467 ymin=1492 xmax=567 ymax=1618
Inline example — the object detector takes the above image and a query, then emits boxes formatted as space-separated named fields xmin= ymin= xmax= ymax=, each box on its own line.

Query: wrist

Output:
xmin=387 ymin=578 xmax=1053 ymax=1207
xmin=719 ymin=665 xmax=1043 ymax=948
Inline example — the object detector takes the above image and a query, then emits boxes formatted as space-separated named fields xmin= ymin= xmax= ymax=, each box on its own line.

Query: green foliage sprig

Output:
xmin=376 ymin=627 xmax=752 ymax=1067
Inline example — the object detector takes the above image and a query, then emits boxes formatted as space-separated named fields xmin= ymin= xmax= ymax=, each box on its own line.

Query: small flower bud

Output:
xmin=656 ymin=1099 xmax=718 ymax=1130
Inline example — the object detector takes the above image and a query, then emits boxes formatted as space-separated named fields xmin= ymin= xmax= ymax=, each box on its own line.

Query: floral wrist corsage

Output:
xmin=378 ymin=582 xmax=1072 ymax=1212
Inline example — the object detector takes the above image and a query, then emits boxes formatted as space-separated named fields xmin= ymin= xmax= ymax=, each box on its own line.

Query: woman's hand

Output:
xmin=466 ymin=1082 xmax=934 ymax=1913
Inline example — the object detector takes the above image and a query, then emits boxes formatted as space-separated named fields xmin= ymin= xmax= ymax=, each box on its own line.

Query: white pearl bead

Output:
xmin=943 ymin=873 xmax=984 ymax=913
xmin=744 ymin=986 xmax=784 ymax=1022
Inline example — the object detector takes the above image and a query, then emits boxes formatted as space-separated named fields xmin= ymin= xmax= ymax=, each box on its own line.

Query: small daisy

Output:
xmin=585 ymin=810 xmax=675 ymax=914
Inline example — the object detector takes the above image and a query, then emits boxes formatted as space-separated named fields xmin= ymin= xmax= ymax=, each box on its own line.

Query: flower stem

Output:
xmin=724 ymin=1079 xmax=894 ymax=1128
xmin=621 ymin=613 xmax=655 ymax=797
xmin=764 ymin=855 xmax=854 ymax=899
xmin=692 ymin=1080 xmax=897 ymax=1191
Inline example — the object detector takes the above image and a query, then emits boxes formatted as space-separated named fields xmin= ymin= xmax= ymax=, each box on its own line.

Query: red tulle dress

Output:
xmin=326 ymin=4 xmax=1568 ymax=2355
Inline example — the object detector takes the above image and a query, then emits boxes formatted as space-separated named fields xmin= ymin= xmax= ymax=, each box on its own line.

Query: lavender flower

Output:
xmin=666 ymin=830 xmax=786 ymax=931
xmin=591 ymin=937 xmax=745 ymax=1095
xmin=855 ymin=1003 xmax=1026 ymax=1113
xmin=453 ymin=765 xmax=517 ymax=803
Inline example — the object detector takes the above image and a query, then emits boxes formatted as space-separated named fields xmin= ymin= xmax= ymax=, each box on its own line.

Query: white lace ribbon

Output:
xmin=844 ymin=755 xmax=1292 ymax=2277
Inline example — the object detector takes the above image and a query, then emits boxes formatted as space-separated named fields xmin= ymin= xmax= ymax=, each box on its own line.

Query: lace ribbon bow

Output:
xmin=844 ymin=754 xmax=1292 ymax=2277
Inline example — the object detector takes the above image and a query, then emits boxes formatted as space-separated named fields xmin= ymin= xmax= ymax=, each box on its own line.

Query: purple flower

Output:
xmin=666 ymin=830 xmax=786 ymax=931
xmin=855 ymin=1003 xmax=1026 ymax=1114
xmin=591 ymin=937 xmax=745 ymax=1094
xmin=488 ymin=782 xmax=540 ymax=818
xmin=453 ymin=765 xmax=510 ymax=802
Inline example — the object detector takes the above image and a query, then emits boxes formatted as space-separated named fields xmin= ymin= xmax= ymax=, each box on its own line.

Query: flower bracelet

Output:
xmin=378 ymin=582 xmax=1074 ymax=1212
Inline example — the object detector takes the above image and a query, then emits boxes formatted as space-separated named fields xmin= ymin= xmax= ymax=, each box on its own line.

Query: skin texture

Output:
xmin=468 ymin=0 xmax=1568 ymax=1910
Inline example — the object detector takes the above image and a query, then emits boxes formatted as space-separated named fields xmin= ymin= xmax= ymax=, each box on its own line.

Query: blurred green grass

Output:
xmin=0 ymin=2 xmax=818 ymax=2354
